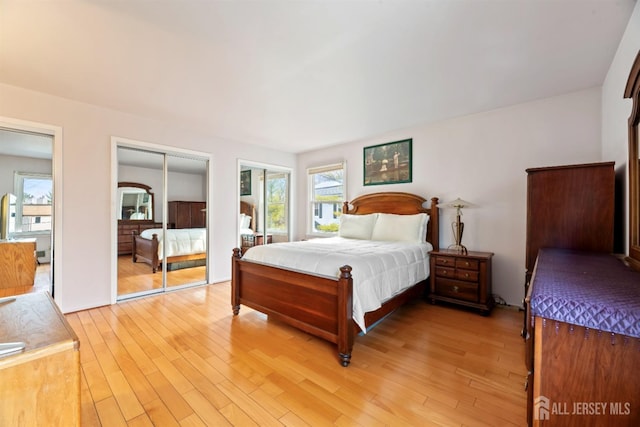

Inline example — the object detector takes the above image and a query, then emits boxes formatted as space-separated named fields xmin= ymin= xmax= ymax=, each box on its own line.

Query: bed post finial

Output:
xmin=430 ymin=197 xmax=440 ymax=251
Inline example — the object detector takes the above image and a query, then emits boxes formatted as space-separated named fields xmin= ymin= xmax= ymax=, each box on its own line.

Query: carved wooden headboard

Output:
xmin=240 ymin=201 xmax=256 ymax=231
xmin=343 ymin=192 xmax=439 ymax=250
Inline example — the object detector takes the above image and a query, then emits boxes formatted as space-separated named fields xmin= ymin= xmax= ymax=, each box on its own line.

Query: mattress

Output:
xmin=530 ymin=248 xmax=640 ymax=338
xmin=242 ymin=236 xmax=432 ymax=332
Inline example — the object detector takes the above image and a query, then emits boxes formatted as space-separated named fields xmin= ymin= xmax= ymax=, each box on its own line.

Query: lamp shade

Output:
xmin=437 ymin=198 xmax=475 ymax=210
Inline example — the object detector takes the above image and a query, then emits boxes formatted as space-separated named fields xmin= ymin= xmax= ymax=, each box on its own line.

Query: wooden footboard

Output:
xmin=133 ymin=231 xmax=206 ymax=273
xmin=232 ymin=248 xmax=355 ymax=366
xmin=132 ymin=231 xmax=161 ymax=273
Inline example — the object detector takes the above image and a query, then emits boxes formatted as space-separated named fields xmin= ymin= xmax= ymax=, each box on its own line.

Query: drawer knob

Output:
xmin=464 ymin=273 xmax=470 ymax=278
xmin=442 ymin=269 xmax=448 ymax=275
xmin=452 ymin=286 xmax=459 ymax=293
xmin=464 ymin=261 xmax=470 ymax=266
xmin=442 ymin=260 xmax=448 ymax=264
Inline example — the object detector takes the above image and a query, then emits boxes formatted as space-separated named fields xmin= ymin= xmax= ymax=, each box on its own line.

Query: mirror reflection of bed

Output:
xmin=117 ymin=198 xmax=208 ymax=294
xmin=239 ymin=201 xmax=273 ymax=254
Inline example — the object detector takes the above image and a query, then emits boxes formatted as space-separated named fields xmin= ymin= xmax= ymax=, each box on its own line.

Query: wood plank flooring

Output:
xmin=66 ymin=283 xmax=528 ymax=426
xmin=117 ymin=255 xmax=207 ymax=296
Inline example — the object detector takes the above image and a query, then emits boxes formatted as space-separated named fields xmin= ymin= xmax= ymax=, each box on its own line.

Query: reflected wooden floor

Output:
xmin=117 ymin=255 xmax=207 ymax=296
xmin=68 ymin=283 xmax=528 ymax=426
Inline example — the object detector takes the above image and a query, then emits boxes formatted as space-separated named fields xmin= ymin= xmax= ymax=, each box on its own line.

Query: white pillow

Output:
xmin=371 ymin=213 xmax=429 ymax=243
xmin=338 ymin=213 xmax=378 ymax=240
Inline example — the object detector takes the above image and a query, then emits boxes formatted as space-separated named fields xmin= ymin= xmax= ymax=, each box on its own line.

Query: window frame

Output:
xmin=307 ymin=161 xmax=346 ymax=237
xmin=13 ymin=171 xmax=53 ymax=235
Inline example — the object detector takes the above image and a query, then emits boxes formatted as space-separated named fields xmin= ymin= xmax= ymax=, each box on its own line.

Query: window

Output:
xmin=15 ymin=172 xmax=52 ymax=233
xmin=308 ymin=162 xmax=345 ymax=235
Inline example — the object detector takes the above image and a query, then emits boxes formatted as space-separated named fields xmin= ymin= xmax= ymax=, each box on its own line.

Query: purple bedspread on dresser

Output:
xmin=530 ymin=248 xmax=640 ymax=338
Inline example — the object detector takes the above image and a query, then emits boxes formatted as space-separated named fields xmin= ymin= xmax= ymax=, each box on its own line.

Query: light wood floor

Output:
xmin=117 ymin=255 xmax=207 ymax=296
xmin=66 ymin=283 xmax=528 ymax=426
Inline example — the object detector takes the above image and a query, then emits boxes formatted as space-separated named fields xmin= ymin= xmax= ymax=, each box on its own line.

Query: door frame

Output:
xmin=111 ymin=136 xmax=213 ymax=304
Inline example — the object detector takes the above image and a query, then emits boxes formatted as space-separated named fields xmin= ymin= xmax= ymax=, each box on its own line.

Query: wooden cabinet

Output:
xmin=429 ymin=249 xmax=493 ymax=314
xmin=0 ymin=292 xmax=80 ymax=426
xmin=525 ymin=162 xmax=615 ymax=289
xmin=118 ymin=221 xmax=161 ymax=255
xmin=0 ymin=238 xmax=36 ymax=288
xmin=168 ymin=201 xmax=206 ymax=229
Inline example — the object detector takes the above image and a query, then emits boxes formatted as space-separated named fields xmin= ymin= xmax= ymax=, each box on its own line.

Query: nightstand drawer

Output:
xmin=455 ymin=269 xmax=479 ymax=282
xmin=456 ymin=258 xmax=479 ymax=270
xmin=434 ymin=256 xmax=455 ymax=267
xmin=435 ymin=266 xmax=456 ymax=278
xmin=435 ymin=278 xmax=478 ymax=302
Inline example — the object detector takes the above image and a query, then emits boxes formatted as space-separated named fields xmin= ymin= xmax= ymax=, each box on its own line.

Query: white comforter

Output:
xmin=242 ymin=236 xmax=432 ymax=332
xmin=140 ymin=228 xmax=206 ymax=260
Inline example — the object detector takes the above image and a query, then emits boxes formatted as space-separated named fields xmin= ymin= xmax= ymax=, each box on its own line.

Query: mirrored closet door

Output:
xmin=165 ymin=154 xmax=208 ymax=288
xmin=238 ymin=163 xmax=291 ymax=254
xmin=117 ymin=145 xmax=209 ymax=300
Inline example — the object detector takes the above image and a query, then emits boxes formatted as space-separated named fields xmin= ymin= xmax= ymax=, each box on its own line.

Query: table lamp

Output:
xmin=438 ymin=198 xmax=474 ymax=254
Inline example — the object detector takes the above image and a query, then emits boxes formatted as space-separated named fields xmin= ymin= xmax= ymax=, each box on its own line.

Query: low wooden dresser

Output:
xmin=118 ymin=220 xmax=162 ymax=255
xmin=429 ymin=249 xmax=494 ymax=314
xmin=0 ymin=292 xmax=80 ymax=425
xmin=525 ymin=249 xmax=640 ymax=426
xmin=0 ymin=238 xmax=37 ymax=288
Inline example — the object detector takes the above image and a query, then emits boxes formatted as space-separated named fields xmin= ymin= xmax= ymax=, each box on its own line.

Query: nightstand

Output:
xmin=429 ymin=249 xmax=494 ymax=315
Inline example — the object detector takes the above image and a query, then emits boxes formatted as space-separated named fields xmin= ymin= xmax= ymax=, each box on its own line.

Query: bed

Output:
xmin=239 ymin=200 xmax=274 ymax=252
xmin=231 ymin=192 xmax=439 ymax=366
xmin=132 ymin=227 xmax=207 ymax=273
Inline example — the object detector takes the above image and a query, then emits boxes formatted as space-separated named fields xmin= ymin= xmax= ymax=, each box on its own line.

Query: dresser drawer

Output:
xmin=435 ymin=278 xmax=478 ymax=302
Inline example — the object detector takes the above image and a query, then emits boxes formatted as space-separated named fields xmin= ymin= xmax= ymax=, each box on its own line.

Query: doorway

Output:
xmin=0 ymin=117 xmax=61 ymax=299
xmin=114 ymin=139 xmax=210 ymax=301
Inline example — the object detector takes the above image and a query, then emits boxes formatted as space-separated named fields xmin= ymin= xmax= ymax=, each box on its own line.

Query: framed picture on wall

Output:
xmin=363 ymin=138 xmax=412 ymax=185
xmin=240 ymin=169 xmax=251 ymax=195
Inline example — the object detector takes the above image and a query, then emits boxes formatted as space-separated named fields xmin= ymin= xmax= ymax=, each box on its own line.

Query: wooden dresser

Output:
xmin=0 ymin=238 xmax=37 ymax=288
xmin=168 ymin=201 xmax=206 ymax=229
xmin=0 ymin=292 xmax=80 ymax=425
xmin=118 ymin=220 xmax=161 ymax=255
xmin=524 ymin=249 xmax=639 ymax=426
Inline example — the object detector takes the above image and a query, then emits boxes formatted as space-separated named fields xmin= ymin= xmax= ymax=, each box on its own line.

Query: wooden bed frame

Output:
xmin=231 ymin=192 xmax=439 ymax=366
xmin=132 ymin=230 xmax=206 ymax=273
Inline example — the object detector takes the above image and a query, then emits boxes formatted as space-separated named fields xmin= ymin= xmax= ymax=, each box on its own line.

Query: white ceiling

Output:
xmin=0 ymin=0 xmax=636 ymax=154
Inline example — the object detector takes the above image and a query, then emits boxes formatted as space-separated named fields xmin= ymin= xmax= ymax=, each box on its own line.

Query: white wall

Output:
xmin=602 ymin=1 xmax=640 ymax=254
xmin=0 ymin=82 xmax=296 ymax=313
xmin=297 ymin=88 xmax=603 ymax=306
